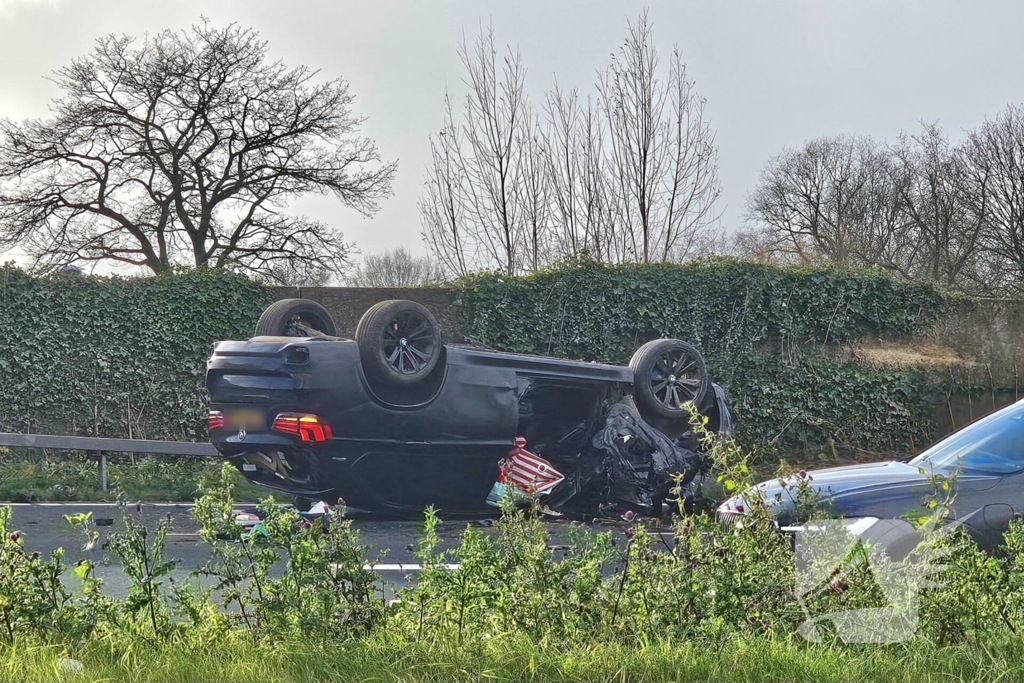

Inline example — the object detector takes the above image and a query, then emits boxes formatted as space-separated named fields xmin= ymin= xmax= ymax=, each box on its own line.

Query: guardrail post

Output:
xmin=95 ymin=451 xmax=107 ymax=492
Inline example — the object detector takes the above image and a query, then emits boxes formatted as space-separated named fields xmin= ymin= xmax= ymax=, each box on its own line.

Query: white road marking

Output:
xmin=358 ymin=563 xmax=460 ymax=572
xmin=6 ymin=502 xmax=195 ymax=507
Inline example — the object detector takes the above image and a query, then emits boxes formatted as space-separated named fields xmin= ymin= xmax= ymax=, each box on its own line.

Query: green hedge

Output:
xmin=453 ymin=259 xmax=949 ymax=457
xmin=0 ymin=266 xmax=267 ymax=440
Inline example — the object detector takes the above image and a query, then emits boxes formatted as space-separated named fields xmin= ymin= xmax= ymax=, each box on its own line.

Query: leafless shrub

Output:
xmin=346 ymin=247 xmax=442 ymax=288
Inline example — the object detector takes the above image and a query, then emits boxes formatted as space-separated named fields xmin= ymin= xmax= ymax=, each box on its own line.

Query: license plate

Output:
xmin=225 ymin=408 xmax=265 ymax=430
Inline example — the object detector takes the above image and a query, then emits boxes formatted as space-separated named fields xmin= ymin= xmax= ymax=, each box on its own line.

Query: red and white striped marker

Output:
xmin=498 ymin=436 xmax=564 ymax=495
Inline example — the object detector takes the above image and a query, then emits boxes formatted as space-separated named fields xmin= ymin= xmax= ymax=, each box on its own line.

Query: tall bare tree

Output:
xmin=543 ymin=86 xmax=615 ymax=261
xmin=744 ymin=126 xmax=992 ymax=291
xmin=459 ymin=26 xmax=531 ymax=275
xmin=420 ymin=25 xmax=532 ymax=277
xmin=517 ymin=110 xmax=552 ymax=272
xmin=0 ymin=22 xmax=395 ymax=280
xmin=543 ymin=84 xmax=586 ymax=259
xmin=419 ymin=93 xmax=473 ymax=278
xmin=421 ymin=14 xmax=721 ymax=274
xmin=598 ymin=12 xmax=721 ymax=263
xmin=577 ymin=100 xmax=617 ymax=261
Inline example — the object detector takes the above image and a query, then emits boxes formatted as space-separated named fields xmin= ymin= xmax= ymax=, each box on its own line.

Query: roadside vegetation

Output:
xmin=0 ymin=449 xmax=276 ymax=503
xmin=0 ymin=425 xmax=1021 ymax=682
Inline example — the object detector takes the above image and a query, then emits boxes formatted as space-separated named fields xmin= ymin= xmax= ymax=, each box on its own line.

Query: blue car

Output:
xmin=719 ymin=400 xmax=1024 ymax=548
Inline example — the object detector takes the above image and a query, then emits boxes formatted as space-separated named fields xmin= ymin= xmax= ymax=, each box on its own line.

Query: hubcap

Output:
xmin=650 ymin=350 xmax=701 ymax=409
xmin=382 ymin=312 xmax=436 ymax=375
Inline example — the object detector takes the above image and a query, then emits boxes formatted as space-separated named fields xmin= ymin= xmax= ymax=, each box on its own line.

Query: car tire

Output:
xmin=630 ymin=339 xmax=709 ymax=421
xmin=356 ymin=300 xmax=442 ymax=385
xmin=254 ymin=299 xmax=338 ymax=337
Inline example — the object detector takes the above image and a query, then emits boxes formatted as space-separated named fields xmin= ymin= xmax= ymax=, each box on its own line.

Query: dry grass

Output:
xmin=851 ymin=342 xmax=972 ymax=368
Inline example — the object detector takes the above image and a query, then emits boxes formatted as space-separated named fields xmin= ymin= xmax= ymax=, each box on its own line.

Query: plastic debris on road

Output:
xmin=241 ymin=522 xmax=269 ymax=542
xmin=307 ymin=501 xmax=330 ymax=514
xmin=233 ymin=511 xmax=261 ymax=527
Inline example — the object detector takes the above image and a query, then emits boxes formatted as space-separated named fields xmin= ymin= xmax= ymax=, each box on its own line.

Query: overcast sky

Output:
xmin=1 ymin=0 xmax=1023 ymax=268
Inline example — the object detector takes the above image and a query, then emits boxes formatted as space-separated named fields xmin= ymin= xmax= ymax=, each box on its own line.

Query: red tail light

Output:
xmin=208 ymin=410 xmax=224 ymax=431
xmin=272 ymin=413 xmax=333 ymax=442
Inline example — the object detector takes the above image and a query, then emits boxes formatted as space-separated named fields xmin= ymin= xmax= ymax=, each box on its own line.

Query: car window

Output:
xmin=911 ymin=402 xmax=1024 ymax=475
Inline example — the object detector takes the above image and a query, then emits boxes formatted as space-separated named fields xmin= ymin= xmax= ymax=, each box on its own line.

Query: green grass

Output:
xmin=0 ymin=450 xmax=279 ymax=503
xmin=1 ymin=635 xmax=1021 ymax=683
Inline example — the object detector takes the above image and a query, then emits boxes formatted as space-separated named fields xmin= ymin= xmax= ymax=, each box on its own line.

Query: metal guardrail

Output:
xmin=0 ymin=432 xmax=219 ymax=492
xmin=0 ymin=433 xmax=218 ymax=456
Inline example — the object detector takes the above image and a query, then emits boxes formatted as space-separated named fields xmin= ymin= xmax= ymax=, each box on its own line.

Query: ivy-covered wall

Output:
xmin=452 ymin=259 xmax=950 ymax=458
xmin=0 ymin=266 xmax=267 ymax=440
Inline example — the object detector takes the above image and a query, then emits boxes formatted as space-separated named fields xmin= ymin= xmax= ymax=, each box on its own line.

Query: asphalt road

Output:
xmin=6 ymin=503 xmax=652 ymax=595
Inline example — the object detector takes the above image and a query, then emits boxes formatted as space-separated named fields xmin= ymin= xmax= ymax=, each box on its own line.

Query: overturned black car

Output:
xmin=206 ymin=299 xmax=730 ymax=516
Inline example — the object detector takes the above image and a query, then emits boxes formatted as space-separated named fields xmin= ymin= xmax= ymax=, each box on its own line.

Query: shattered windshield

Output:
xmin=910 ymin=401 xmax=1024 ymax=475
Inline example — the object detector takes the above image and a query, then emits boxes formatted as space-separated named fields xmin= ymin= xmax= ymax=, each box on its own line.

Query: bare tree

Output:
xmin=543 ymin=84 xmax=585 ymax=259
xmin=746 ymin=135 xmax=899 ymax=267
xmin=0 ymin=22 xmax=395 ymax=280
xmin=852 ymin=148 xmax=917 ymax=277
xmin=347 ymin=247 xmax=442 ymax=287
xmin=419 ymin=93 xmax=474 ymax=278
xmin=746 ymin=107 xmax=1024 ymax=293
xmin=745 ymin=126 xmax=990 ymax=290
xmin=729 ymin=225 xmax=807 ymax=265
xmin=961 ymin=105 xmax=1024 ymax=292
xmin=577 ymin=100 xmax=617 ymax=261
xmin=517 ymin=110 xmax=552 ymax=271
xmin=598 ymin=12 xmax=721 ymax=263
xmin=420 ymin=25 xmax=531 ymax=277
xmin=543 ymin=86 xmax=615 ymax=261
xmin=459 ymin=26 xmax=531 ymax=275
xmin=887 ymin=123 xmax=985 ymax=288
xmin=421 ymin=14 xmax=720 ymax=273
